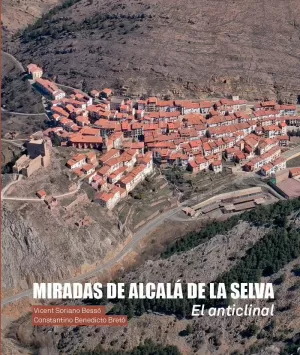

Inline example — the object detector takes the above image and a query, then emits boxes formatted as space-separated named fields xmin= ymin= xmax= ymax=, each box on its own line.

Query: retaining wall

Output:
xmin=192 ymin=187 xmax=263 ymax=210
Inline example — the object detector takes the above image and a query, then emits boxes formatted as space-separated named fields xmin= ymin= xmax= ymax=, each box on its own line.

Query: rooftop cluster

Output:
xmin=27 ymin=64 xmax=299 ymax=208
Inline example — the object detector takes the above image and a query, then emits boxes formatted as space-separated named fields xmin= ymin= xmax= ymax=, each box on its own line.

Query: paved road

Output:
xmin=2 ymin=51 xmax=49 ymax=116
xmin=2 ymin=50 xmax=25 ymax=72
xmin=259 ymin=184 xmax=285 ymax=200
xmin=2 ymin=110 xmax=47 ymax=117
xmin=56 ymin=83 xmax=89 ymax=97
xmin=2 ymin=50 xmax=82 ymax=96
xmin=282 ymin=145 xmax=300 ymax=161
xmin=56 ymin=83 xmax=81 ymax=91
xmin=2 ymin=206 xmax=182 ymax=306
xmin=230 ymin=175 xmax=285 ymax=201
xmin=1 ymin=170 xmax=288 ymax=306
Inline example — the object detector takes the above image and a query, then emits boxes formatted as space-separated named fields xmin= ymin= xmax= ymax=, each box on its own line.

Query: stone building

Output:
xmin=12 ymin=138 xmax=51 ymax=177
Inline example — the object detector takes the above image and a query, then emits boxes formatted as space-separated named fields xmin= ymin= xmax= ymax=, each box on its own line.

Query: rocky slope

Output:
xmin=6 ymin=220 xmax=300 ymax=354
xmin=2 ymin=200 xmax=130 ymax=297
xmin=9 ymin=0 xmax=300 ymax=101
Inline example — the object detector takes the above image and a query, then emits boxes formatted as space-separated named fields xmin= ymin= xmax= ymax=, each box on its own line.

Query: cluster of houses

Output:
xmin=26 ymin=63 xmax=300 ymax=209
xmin=66 ymin=149 xmax=153 ymax=209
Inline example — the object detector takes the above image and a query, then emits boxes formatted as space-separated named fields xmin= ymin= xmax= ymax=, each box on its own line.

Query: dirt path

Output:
xmin=1 ymin=173 xmax=283 ymax=306
xmin=2 ymin=179 xmax=82 ymax=201
xmin=2 ymin=139 xmax=26 ymax=150
xmin=1 ymin=176 xmax=23 ymax=199
xmin=2 ymin=197 xmax=42 ymax=202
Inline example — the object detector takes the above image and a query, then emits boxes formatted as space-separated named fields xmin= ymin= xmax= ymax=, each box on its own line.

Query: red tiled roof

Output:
xmin=80 ymin=127 xmax=100 ymax=136
xmin=70 ymin=135 xmax=103 ymax=144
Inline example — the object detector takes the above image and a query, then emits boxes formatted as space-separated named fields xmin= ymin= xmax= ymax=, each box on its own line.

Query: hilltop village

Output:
xmin=23 ymin=63 xmax=300 ymax=210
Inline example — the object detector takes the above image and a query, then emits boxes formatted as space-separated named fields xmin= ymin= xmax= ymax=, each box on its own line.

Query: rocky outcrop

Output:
xmin=2 ymin=202 xmax=128 ymax=296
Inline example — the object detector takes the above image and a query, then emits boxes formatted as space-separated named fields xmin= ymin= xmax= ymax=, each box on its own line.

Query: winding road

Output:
xmin=2 ymin=176 xmax=284 ymax=306
xmin=1 ymin=171 xmax=287 ymax=307
xmin=2 ymin=205 xmax=182 ymax=307
xmin=2 ymin=179 xmax=82 ymax=201
xmin=1 ymin=49 xmax=297 ymax=308
xmin=2 ymin=50 xmax=25 ymax=72
xmin=1 ymin=176 xmax=23 ymax=199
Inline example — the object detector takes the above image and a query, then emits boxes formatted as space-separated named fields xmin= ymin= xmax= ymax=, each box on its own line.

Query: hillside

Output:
xmin=1 ymin=189 xmax=131 ymax=298
xmin=6 ymin=200 xmax=300 ymax=354
xmin=1 ymin=52 xmax=44 ymax=114
xmin=9 ymin=0 xmax=300 ymax=101
xmin=2 ymin=0 xmax=62 ymax=42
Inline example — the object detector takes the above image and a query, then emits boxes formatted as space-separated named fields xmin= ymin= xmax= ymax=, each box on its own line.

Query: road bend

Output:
xmin=1 ymin=206 xmax=181 ymax=306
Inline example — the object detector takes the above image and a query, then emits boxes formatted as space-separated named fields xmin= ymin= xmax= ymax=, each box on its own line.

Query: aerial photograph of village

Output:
xmin=2 ymin=0 xmax=300 ymax=354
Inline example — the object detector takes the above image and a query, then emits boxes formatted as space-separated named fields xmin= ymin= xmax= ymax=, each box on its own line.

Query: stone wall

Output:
xmin=22 ymin=155 xmax=42 ymax=177
xmin=192 ymin=187 xmax=263 ymax=210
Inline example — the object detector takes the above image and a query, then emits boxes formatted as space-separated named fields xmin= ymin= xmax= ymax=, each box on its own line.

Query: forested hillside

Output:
xmin=85 ymin=199 xmax=300 ymax=318
xmin=8 ymin=199 xmax=300 ymax=354
xmin=163 ymin=199 xmax=300 ymax=257
xmin=80 ymin=340 xmax=181 ymax=355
